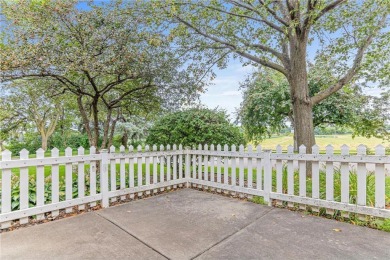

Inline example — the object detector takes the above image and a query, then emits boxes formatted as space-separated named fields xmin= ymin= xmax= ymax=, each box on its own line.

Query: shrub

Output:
xmin=5 ymin=132 xmax=42 ymax=155
xmin=146 ymin=108 xmax=245 ymax=147
xmin=49 ymin=132 xmax=90 ymax=150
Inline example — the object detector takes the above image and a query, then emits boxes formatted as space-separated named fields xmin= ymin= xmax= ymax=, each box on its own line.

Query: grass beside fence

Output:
xmin=1 ymin=163 xmax=389 ymax=208
xmin=257 ymin=134 xmax=390 ymax=154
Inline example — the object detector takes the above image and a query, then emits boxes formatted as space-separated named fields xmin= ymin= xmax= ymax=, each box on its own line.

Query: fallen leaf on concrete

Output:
xmin=332 ymin=228 xmax=341 ymax=232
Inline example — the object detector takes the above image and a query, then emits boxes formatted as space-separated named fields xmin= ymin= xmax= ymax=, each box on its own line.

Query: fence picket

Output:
xmin=198 ymin=144 xmax=202 ymax=184
xmin=119 ymin=145 xmax=126 ymax=200
xmin=263 ymin=150 xmax=272 ymax=205
xmin=216 ymin=144 xmax=222 ymax=191
xmin=287 ymin=145 xmax=294 ymax=208
xmin=326 ymin=145 xmax=334 ymax=215
xmin=145 ymin=145 xmax=151 ymax=193
xmin=129 ymin=145 xmax=135 ymax=198
xmin=137 ymin=145 xmax=143 ymax=196
xmin=275 ymin=145 xmax=282 ymax=206
xmin=312 ymin=145 xmax=320 ymax=213
xmin=173 ymin=144 xmax=177 ymax=188
xmin=340 ymin=145 xmax=350 ymax=218
xmin=247 ymin=145 xmax=253 ymax=189
xmin=239 ymin=145 xmax=244 ymax=188
xmin=231 ymin=144 xmax=237 ymax=189
xmin=256 ymin=145 xmax=262 ymax=191
xmin=275 ymin=145 xmax=282 ymax=193
xmin=153 ymin=145 xmax=158 ymax=194
xmin=89 ymin=146 xmax=97 ymax=207
xmin=166 ymin=144 xmax=171 ymax=185
xmin=204 ymin=144 xmax=209 ymax=182
xmin=178 ymin=144 xmax=183 ymax=184
xmin=375 ymin=145 xmax=385 ymax=209
xmin=357 ymin=145 xmax=367 ymax=220
xmin=210 ymin=144 xmax=215 ymax=184
xmin=110 ymin=146 xmax=117 ymax=202
xmin=36 ymin=149 xmax=46 ymax=219
xmin=65 ymin=147 xmax=73 ymax=213
xmin=160 ymin=145 xmax=165 ymax=191
xmin=192 ymin=146 xmax=197 ymax=185
xmin=166 ymin=145 xmax=172 ymax=189
xmin=185 ymin=145 xmax=190 ymax=186
xmin=20 ymin=149 xmax=30 ymax=224
xmin=77 ymin=147 xmax=85 ymax=211
xmin=223 ymin=144 xmax=229 ymax=186
xmin=100 ymin=149 xmax=109 ymax=208
xmin=298 ymin=145 xmax=307 ymax=210
xmin=51 ymin=148 xmax=60 ymax=216
xmin=238 ymin=145 xmax=244 ymax=197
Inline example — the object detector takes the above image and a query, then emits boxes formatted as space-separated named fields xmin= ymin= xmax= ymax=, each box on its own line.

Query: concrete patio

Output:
xmin=1 ymin=189 xmax=389 ymax=260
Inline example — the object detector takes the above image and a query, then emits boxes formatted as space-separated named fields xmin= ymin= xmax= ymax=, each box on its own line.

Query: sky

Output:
xmin=199 ymin=60 xmax=257 ymax=121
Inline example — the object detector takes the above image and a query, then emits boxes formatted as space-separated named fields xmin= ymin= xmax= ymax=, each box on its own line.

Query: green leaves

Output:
xmin=238 ymin=69 xmax=389 ymax=143
xmin=146 ymin=108 xmax=245 ymax=147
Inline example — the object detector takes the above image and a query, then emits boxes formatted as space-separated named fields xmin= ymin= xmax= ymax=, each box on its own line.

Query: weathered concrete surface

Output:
xmin=0 ymin=213 xmax=165 ymax=260
xmin=1 ymin=189 xmax=390 ymax=260
xmin=196 ymin=207 xmax=390 ymax=260
xmin=98 ymin=189 xmax=271 ymax=259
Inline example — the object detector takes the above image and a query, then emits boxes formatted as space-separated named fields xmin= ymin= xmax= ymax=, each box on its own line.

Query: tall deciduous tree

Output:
xmin=238 ymin=69 xmax=390 ymax=147
xmin=0 ymin=0 xmax=202 ymax=150
xmin=0 ymin=79 xmax=64 ymax=151
xmin=149 ymin=0 xmax=389 ymax=152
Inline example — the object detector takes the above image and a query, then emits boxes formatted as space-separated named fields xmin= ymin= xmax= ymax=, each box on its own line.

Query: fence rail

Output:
xmin=0 ymin=143 xmax=389 ymax=229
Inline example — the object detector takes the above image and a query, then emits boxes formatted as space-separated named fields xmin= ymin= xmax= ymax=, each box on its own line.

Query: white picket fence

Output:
xmin=0 ymin=143 xmax=389 ymax=229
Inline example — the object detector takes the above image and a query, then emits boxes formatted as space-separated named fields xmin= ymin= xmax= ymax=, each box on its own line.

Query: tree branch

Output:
xmin=175 ymin=15 xmax=287 ymax=76
xmin=311 ymin=14 xmax=387 ymax=105
xmin=198 ymin=3 xmax=286 ymax=34
xmin=311 ymin=0 xmax=347 ymax=24
xmin=257 ymin=0 xmax=289 ymax=26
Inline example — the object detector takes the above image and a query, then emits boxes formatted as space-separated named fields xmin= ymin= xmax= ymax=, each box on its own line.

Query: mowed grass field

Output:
xmin=256 ymin=134 xmax=390 ymax=154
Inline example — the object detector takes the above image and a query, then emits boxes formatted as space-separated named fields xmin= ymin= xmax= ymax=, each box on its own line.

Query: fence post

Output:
xmin=100 ymin=149 xmax=109 ymax=208
xmin=1 ymin=150 xmax=12 ymax=229
xmin=263 ymin=149 xmax=272 ymax=206
xmin=185 ymin=147 xmax=191 ymax=187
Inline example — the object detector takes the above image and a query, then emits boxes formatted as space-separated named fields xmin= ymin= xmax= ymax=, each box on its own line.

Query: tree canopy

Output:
xmin=0 ymin=0 xmax=204 ymax=149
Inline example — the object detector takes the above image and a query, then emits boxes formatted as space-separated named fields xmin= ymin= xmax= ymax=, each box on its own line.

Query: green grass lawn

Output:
xmin=1 ymin=134 xmax=388 ymax=159
xmin=255 ymin=134 xmax=390 ymax=154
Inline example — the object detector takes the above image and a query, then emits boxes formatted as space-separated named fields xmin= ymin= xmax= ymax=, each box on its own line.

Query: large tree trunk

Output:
xmin=288 ymin=37 xmax=315 ymax=152
xmin=289 ymin=36 xmax=315 ymax=176
xmin=101 ymin=108 xmax=112 ymax=149
xmin=92 ymin=100 xmax=100 ymax=149
xmin=77 ymin=96 xmax=94 ymax=147
xmin=292 ymin=100 xmax=315 ymax=152
xmin=41 ymin=135 xmax=48 ymax=151
xmin=121 ymin=132 xmax=128 ymax=147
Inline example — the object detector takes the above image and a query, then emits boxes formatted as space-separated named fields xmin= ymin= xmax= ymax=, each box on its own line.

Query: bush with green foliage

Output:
xmin=146 ymin=108 xmax=245 ymax=147
xmin=49 ymin=132 xmax=90 ymax=150
xmin=5 ymin=132 xmax=42 ymax=155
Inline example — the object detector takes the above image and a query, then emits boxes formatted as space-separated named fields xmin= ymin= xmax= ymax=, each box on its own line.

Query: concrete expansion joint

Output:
xmin=94 ymin=212 xmax=171 ymax=260
xmin=191 ymin=207 xmax=275 ymax=260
